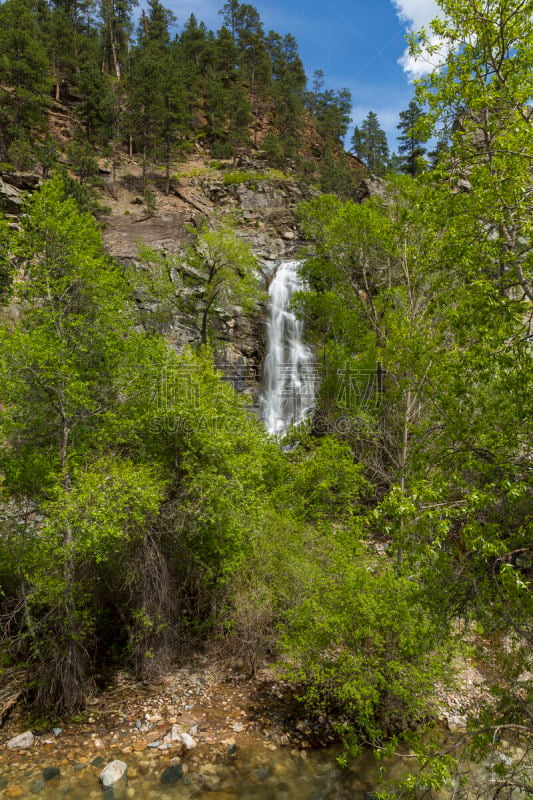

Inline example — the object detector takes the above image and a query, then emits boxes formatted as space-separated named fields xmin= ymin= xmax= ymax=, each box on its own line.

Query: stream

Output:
xmin=0 ymin=740 xmax=415 ymax=799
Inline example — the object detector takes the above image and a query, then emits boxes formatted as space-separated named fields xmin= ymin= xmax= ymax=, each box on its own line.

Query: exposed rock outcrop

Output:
xmin=102 ymin=211 xmax=195 ymax=262
xmin=0 ymin=178 xmax=24 ymax=215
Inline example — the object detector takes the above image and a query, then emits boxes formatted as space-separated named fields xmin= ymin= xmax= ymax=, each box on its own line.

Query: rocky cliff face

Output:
xmin=99 ymin=155 xmax=321 ymax=408
xmin=1 ymin=152 xmax=380 ymax=410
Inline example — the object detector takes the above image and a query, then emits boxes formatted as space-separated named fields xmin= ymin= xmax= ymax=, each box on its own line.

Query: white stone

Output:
xmin=100 ymin=760 xmax=128 ymax=788
xmin=179 ymin=732 xmax=197 ymax=749
xmin=170 ymin=724 xmax=183 ymax=741
xmin=231 ymin=722 xmax=244 ymax=733
xmin=7 ymin=731 xmax=34 ymax=750
xmin=447 ymin=715 xmax=467 ymax=732
xmin=169 ymin=725 xmax=196 ymax=748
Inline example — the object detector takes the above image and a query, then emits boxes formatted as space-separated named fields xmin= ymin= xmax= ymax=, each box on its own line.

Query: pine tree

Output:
xmin=213 ymin=24 xmax=239 ymax=85
xmin=351 ymin=111 xmax=389 ymax=174
xmin=99 ymin=0 xmax=135 ymax=81
xmin=0 ymin=0 xmax=52 ymax=160
xmin=397 ymin=100 xmax=427 ymax=176
xmin=129 ymin=0 xmax=175 ymax=191
xmin=46 ymin=0 xmax=99 ymax=101
xmin=306 ymin=73 xmax=352 ymax=149
xmin=266 ymin=32 xmax=306 ymax=161
xmin=160 ymin=39 xmax=192 ymax=195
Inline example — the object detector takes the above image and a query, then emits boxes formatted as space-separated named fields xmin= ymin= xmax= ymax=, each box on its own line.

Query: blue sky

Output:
xmin=165 ymin=0 xmax=441 ymax=152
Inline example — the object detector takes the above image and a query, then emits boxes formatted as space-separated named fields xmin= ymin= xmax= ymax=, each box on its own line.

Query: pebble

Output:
xmin=100 ymin=760 xmax=128 ymax=788
xmin=5 ymin=785 xmax=24 ymax=798
xmin=160 ymin=764 xmax=183 ymax=785
xmin=43 ymin=767 xmax=60 ymax=781
xmin=179 ymin=732 xmax=197 ymax=749
xmin=7 ymin=731 xmax=34 ymax=750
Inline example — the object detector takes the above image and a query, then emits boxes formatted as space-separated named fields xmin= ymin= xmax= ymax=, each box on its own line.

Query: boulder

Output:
xmin=447 ymin=714 xmax=467 ymax=732
xmin=7 ymin=731 xmax=34 ymax=750
xmin=3 ymin=173 xmax=40 ymax=192
xmin=102 ymin=212 xmax=194 ymax=261
xmin=99 ymin=760 xmax=127 ymax=788
xmin=0 ymin=178 xmax=23 ymax=214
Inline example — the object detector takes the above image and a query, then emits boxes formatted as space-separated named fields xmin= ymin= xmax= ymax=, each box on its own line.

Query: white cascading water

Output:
xmin=260 ymin=260 xmax=316 ymax=436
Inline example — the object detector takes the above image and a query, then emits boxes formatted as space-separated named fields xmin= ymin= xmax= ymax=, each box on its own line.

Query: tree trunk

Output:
xmin=110 ymin=25 xmax=121 ymax=81
xmin=165 ymin=137 xmax=171 ymax=196
xmin=200 ymin=308 xmax=208 ymax=344
xmin=142 ymin=127 xmax=148 ymax=193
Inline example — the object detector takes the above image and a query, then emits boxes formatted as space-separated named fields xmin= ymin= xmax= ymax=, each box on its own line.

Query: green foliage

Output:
xmin=36 ymin=136 xmax=60 ymax=179
xmin=319 ymin=151 xmax=360 ymax=199
xmin=271 ymin=435 xmax=370 ymax=526
xmin=137 ymin=219 xmax=263 ymax=344
xmin=396 ymin=100 xmax=428 ymax=176
xmin=7 ymin=136 xmax=36 ymax=172
xmin=0 ymin=216 xmax=14 ymax=302
xmin=0 ymin=8 xmax=530 ymax=790
xmin=67 ymin=136 xmax=100 ymax=186
xmin=280 ymin=543 xmax=450 ymax=745
xmin=261 ymin=132 xmax=284 ymax=167
xmin=351 ymin=111 xmax=390 ymax=174
xmin=306 ymin=70 xmax=352 ymax=147
xmin=42 ymin=458 xmax=166 ymax=565
xmin=143 ymin=185 xmax=157 ymax=216
xmin=223 ymin=168 xmax=288 ymax=185
xmin=296 ymin=8 xmax=533 ymax=773
xmin=0 ymin=0 xmax=52 ymax=160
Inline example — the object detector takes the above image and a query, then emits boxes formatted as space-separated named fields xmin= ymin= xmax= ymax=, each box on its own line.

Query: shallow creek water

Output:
xmin=0 ymin=741 xmax=416 ymax=799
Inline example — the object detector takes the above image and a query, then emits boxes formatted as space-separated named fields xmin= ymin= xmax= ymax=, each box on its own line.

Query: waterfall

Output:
xmin=260 ymin=260 xmax=316 ymax=437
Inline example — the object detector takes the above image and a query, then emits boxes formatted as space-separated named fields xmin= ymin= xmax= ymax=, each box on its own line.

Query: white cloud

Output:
xmin=391 ymin=0 xmax=447 ymax=79
xmin=392 ymin=0 xmax=440 ymax=29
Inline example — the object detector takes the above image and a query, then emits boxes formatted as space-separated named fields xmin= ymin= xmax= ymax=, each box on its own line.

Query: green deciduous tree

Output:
xmin=138 ymin=220 xmax=263 ymax=344
xmin=0 ymin=175 xmax=167 ymax=708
